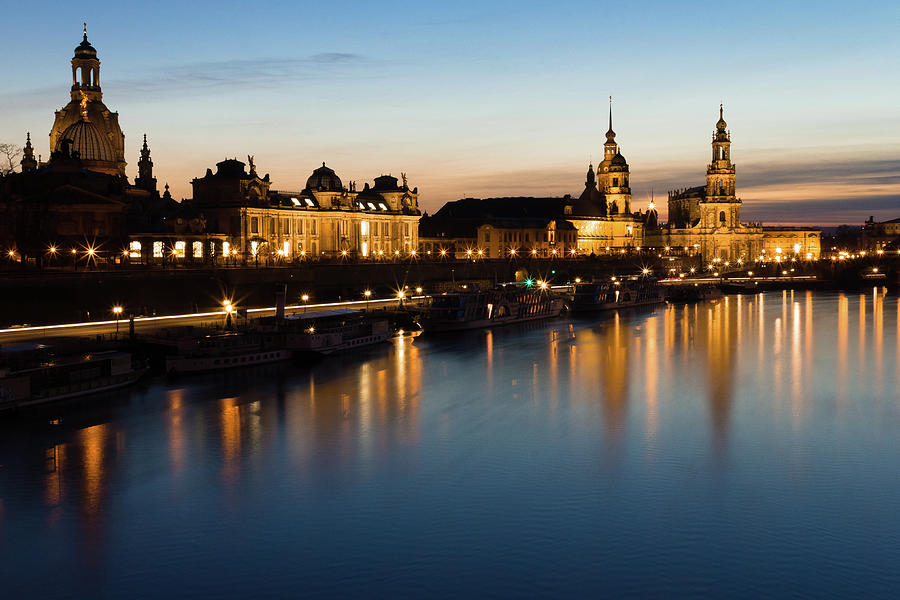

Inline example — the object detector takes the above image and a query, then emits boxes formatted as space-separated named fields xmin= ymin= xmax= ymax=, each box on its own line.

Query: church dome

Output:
xmin=611 ymin=152 xmax=628 ymax=167
xmin=58 ymin=119 xmax=115 ymax=162
xmin=75 ymin=34 xmax=97 ymax=59
xmin=305 ymin=162 xmax=343 ymax=191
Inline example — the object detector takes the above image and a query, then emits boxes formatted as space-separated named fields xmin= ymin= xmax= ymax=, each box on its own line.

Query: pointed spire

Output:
xmin=609 ymin=96 xmax=613 ymax=131
xmin=605 ymin=96 xmax=616 ymax=143
xmin=21 ymin=132 xmax=37 ymax=172
xmin=715 ymin=103 xmax=728 ymax=132
xmin=83 ymin=22 xmax=87 ymax=40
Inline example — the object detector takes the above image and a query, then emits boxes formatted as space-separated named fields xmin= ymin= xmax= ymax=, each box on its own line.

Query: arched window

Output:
xmin=719 ymin=211 xmax=726 ymax=223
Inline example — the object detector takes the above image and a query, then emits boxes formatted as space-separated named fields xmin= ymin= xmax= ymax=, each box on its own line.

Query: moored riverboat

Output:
xmin=664 ymin=283 xmax=724 ymax=302
xmin=0 ymin=343 xmax=145 ymax=410
xmin=259 ymin=309 xmax=393 ymax=355
xmin=422 ymin=285 xmax=564 ymax=332
xmin=146 ymin=329 xmax=291 ymax=374
xmin=568 ymin=277 xmax=664 ymax=312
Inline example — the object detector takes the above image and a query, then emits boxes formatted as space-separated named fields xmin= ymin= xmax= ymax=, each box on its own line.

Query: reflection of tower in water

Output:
xmin=599 ymin=313 xmax=629 ymax=439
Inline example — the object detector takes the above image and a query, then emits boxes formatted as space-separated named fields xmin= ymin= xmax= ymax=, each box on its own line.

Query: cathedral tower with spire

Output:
xmin=701 ymin=104 xmax=740 ymax=227
xmin=596 ymin=98 xmax=631 ymax=215
xmin=134 ymin=134 xmax=157 ymax=192
xmin=20 ymin=133 xmax=37 ymax=172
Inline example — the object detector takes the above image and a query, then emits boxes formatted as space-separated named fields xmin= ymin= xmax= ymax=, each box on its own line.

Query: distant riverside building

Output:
xmin=861 ymin=216 xmax=900 ymax=251
xmin=643 ymin=106 xmax=821 ymax=262
xmin=419 ymin=101 xmax=647 ymax=257
xmin=418 ymin=197 xmax=579 ymax=258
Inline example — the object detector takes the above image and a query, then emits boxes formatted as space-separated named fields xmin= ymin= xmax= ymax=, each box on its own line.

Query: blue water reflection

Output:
xmin=2 ymin=291 xmax=899 ymax=598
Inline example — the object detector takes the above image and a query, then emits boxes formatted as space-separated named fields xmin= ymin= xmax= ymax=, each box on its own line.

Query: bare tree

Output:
xmin=0 ymin=143 xmax=23 ymax=176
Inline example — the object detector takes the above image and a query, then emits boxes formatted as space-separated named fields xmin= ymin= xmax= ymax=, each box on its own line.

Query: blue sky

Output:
xmin=2 ymin=0 xmax=898 ymax=224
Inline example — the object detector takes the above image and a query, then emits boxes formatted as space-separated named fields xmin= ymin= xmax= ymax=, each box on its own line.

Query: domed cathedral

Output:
xmin=645 ymin=106 xmax=821 ymax=262
xmin=49 ymin=25 xmax=126 ymax=177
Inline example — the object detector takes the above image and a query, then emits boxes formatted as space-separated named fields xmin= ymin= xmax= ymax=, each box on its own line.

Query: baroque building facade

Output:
xmin=644 ymin=106 xmax=820 ymax=262
xmin=136 ymin=158 xmax=421 ymax=265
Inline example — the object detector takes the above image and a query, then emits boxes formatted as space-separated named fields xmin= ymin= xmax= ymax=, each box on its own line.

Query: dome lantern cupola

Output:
xmin=305 ymin=162 xmax=343 ymax=192
xmin=71 ymin=23 xmax=101 ymax=102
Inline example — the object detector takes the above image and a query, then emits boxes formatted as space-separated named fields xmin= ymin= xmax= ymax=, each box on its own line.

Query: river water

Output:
xmin=2 ymin=290 xmax=899 ymax=598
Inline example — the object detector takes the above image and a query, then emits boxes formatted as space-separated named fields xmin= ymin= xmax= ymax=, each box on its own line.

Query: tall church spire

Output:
xmin=704 ymin=104 xmax=739 ymax=227
xmin=21 ymin=132 xmax=37 ymax=172
xmin=606 ymin=96 xmax=615 ymax=141
xmin=135 ymin=133 xmax=157 ymax=192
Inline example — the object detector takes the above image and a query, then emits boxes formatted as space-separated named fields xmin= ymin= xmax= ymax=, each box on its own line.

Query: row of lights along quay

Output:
xmin=0 ymin=247 xmax=894 ymax=333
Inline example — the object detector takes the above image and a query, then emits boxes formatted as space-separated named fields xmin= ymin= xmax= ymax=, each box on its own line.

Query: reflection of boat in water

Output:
xmin=423 ymin=285 xmax=563 ymax=332
xmin=665 ymin=283 xmax=724 ymax=302
xmin=259 ymin=309 xmax=392 ymax=355
xmin=147 ymin=329 xmax=291 ymax=374
xmin=0 ymin=342 xmax=145 ymax=410
xmin=569 ymin=277 xmax=664 ymax=312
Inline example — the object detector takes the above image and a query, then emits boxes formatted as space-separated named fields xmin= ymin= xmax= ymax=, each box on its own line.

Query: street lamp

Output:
xmin=301 ymin=294 xmax=309 ymax=313
xmin=113 ymin=306 xmax=123 ymax=338
xmin=397 ymin=290 xmax=405 ymax=307
xmin=224 ymin=300 xmax=234 ymax=328
xmin=364 ymin=289 xmax=372 ymax=311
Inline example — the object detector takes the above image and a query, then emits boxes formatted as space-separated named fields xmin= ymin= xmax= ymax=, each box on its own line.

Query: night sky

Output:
xmin=3 ymin=0 xmax=898 ymax=224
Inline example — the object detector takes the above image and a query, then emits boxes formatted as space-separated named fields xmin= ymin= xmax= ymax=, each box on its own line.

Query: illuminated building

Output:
xmin=644 ymin=106 xmax=821 ymax=261
xmin=178 ymin=159 xmax=420 ymax=263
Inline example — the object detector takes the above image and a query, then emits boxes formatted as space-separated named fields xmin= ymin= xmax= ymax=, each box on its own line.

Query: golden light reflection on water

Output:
xmin=80 ymin=423 xmax=109 ymax=516
xmin=21 ymin=290 xmax=898 ymax=520
xmin=167 ymin=388 xmax=186 ymax=476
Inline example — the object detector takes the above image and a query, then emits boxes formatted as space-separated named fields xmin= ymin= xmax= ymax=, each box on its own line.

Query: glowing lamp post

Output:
xmin=224 ymin=301 xmax=234 ymax=328
xmin=364 ymin=289 xmax=372 ymax=311
xmin=301 ymin=294 xmax=309 ymax=314
xmin=113 ymin=306 xmax=123 ymax=338
xmin=397 ymin=290 xmax=405 ymax=307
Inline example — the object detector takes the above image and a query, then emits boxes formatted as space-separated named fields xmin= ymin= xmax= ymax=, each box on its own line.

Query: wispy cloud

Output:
xmin=0 ymin=53 xmax=372 ymax=104
xmin=115 ymin=53 xmax=371 ymax=96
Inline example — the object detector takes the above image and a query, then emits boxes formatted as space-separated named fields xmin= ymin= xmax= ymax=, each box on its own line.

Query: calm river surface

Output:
xmin=2 ymin=290 xmax=900 ymax=599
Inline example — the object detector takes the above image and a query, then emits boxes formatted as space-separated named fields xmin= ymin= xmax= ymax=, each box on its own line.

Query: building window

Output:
xmin=251 ymin=217 xmax=259 ymax=234
xmin=271 ymin=218 xmax=276 ymax=235
xmin=613 ymin=177 xmax=619 ymax=187
xmin=283 ymin=218 xmax=290 ymax=234
xmin=174 ymin=241 xmax=186 ymax=258
xmin=222 ymin=241 xmax=230 ymax=257
xmin=283 ymin=240 xmax=290 ymax=257
xmin=310 ymin=220 xmax=317 ymax=235
xmin=129 ymin=240 xmax=141 ymax=259
xmin=361 ymin=220 xmax=369 ymax=236
xmin=484 ymin=230 xmax=491 ymax=242
xmin=362 ymin=241 xmax=369 ymax=257
xmin=251 ymin=241 xmax=259 ymax=256
xmin=192 ymin=241 xmax=203 ymax=258
xmin=153 ymin=241 xmax=163 ymax=258
xmin=296 ymin=219 xmax=303 ymax=234
xmin=719 ymin=211 xmax=726 ymax=223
